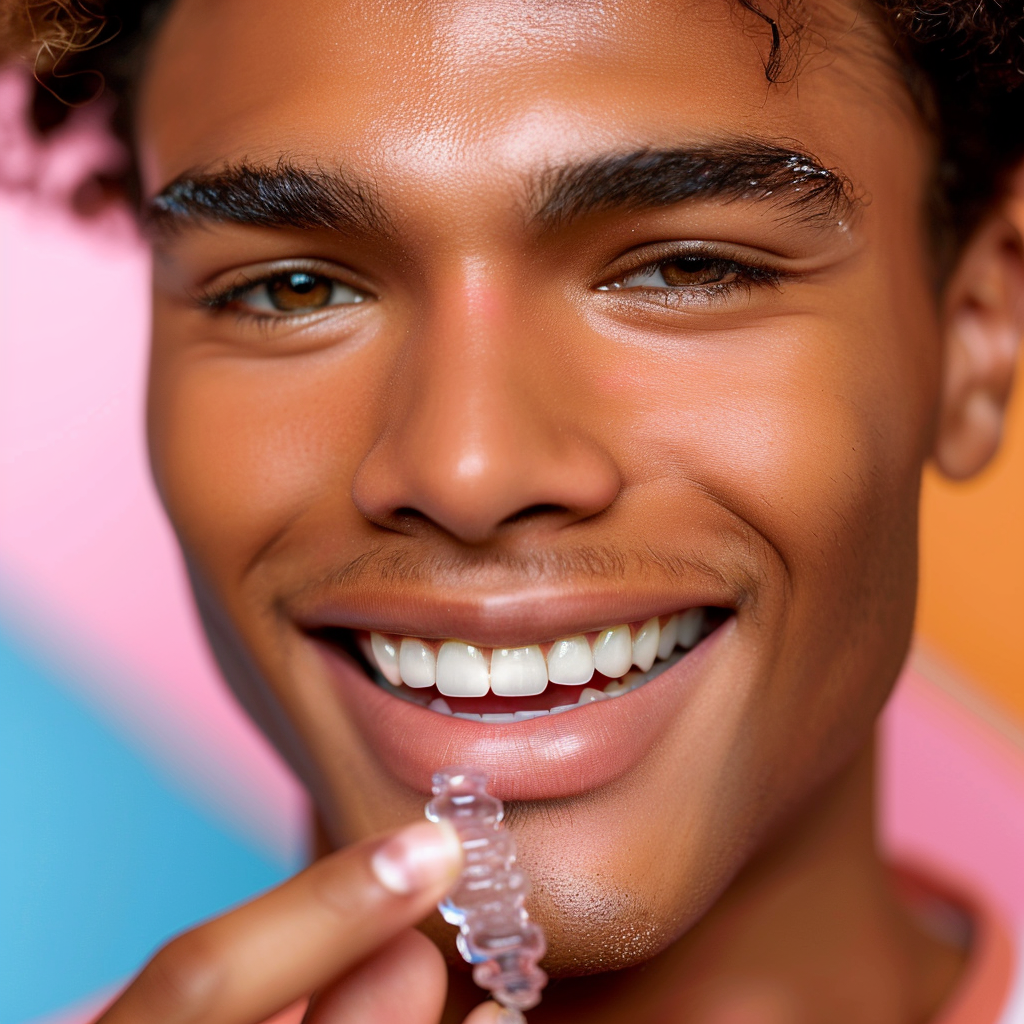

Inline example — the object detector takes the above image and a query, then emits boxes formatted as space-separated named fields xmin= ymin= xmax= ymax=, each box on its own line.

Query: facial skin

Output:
xmin=136 ymin=0 xmax=1023 ymax=1018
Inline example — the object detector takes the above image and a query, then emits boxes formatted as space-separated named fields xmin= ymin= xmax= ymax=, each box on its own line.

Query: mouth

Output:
xmin=316 ymin=607 xmax=727 ymax=721
xmin=307 ymin=606 xmax=734 ymax=800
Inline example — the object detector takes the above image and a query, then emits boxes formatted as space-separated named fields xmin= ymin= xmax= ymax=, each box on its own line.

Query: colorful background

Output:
xmin=1 ymin=69 xmax=1022 ymax=1024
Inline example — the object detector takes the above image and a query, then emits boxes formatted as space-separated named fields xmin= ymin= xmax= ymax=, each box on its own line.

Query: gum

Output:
xmin=426 ymin=765 xmax=548 ymax=1018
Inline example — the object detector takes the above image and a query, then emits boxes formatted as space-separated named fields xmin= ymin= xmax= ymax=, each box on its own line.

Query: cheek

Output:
xmin=596 ymin=281 xmax=942 ymax=844
xmin=147 ymin=321 xmax=375 ymax=585
xmin=631 ymin=284 xmax=940 ymax=616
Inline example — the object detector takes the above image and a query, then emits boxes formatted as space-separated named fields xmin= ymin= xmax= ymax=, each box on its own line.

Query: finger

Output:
xmin=97 ymin=820 xmax=462 ymax=1024
xmin=462 ymin=1002 xmax=524 ymax=1024
xmin=304 ymin=928 xmax=446 ymax=1024
xmin=694 ymin=984 xmax=800 ymax=1024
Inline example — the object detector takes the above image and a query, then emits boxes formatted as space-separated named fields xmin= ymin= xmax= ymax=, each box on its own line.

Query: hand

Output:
xmin=93 ymin=820 xmax=507 ymax=1024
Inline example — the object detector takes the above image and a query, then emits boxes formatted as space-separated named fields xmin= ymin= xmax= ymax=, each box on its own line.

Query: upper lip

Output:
xmin=292 ymin=582 xmax=737 ymax=647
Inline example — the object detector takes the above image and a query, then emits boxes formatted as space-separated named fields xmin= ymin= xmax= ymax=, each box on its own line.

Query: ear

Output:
xmin=934 ymin=195 xmax=1024 ymax=479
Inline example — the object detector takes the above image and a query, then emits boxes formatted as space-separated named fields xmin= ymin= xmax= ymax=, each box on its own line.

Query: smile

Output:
xmin=310 ymin=604 xmax=734 ymax=799
xmin=353 ymin=609 xmax=722 ymax=722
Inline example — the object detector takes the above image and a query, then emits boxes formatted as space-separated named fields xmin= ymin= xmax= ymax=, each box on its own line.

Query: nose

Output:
xmin=351 ymin=280 xmax=620 ymax=546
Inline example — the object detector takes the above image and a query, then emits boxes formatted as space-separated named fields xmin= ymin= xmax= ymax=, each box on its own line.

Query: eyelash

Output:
xmin=199 ymin=275 xmax=264 ymax=310
xmin=196 ymin=250 xmax=783 ymax=325
xmin=197 ymin=270 xmax=368 ymax=322
xmin=597 ymin=254 xmax=783 ymax=306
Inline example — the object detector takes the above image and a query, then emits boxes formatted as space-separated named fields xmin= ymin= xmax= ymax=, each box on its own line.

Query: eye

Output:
xmin=228 ymin=271 xmax=367 ymax=314
xmin=600 ymin=256 xmax=743 ymax=292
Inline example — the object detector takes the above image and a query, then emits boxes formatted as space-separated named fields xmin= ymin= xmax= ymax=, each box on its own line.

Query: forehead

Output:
xmin=138 ymin=0 xmax=918 ymax=204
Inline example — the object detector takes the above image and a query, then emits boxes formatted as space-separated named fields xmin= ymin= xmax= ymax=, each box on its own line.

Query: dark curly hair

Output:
xmin=4 ymin=0 xmax=1024 ymax=258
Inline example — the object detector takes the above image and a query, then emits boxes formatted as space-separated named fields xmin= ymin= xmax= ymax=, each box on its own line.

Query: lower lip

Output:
xmin=314 ymin=618 xmax=731 ymax=801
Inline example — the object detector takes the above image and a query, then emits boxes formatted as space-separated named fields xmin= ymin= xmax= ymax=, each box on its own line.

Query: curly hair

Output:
xmin=3 ymin=0 xmax=1024 ymax=254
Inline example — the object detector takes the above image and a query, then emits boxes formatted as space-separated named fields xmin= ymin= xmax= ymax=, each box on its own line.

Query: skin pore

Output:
xmin=128 ymin=0 xmax=1024 ymax=1020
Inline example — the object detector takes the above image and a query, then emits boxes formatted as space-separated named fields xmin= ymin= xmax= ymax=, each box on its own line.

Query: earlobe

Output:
xmin=934 ymin=208 xmax=1024 ymax=480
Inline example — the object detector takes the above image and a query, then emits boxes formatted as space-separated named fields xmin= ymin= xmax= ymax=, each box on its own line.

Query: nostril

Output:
xmin=390 ymin=503 xmax=570 ymax=530
xmin=394 ymin=507 xmax=429 ymax=521
xmin=386 ymin=507 xmax=436 ymax=532
xmin=500 ymin=503 xmax=570 ymax=527
xmin=353 ymin=421 xmax=621 ymax=544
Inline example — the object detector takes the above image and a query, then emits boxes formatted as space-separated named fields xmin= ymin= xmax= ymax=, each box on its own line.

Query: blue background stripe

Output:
xmin=0 ymin=621 xmax=298 ymax=1024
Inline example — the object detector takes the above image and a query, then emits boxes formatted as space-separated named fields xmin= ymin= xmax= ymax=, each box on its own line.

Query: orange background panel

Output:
xmin=917 ymin=379 xmax=1024 ymax=723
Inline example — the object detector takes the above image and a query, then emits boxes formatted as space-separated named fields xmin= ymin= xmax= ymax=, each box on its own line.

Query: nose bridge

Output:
xmin=401 ymin=283 xmax=523 ymax=487
xmin=351 ymin=266 xmax=620 ymax=543
xmin=411 ymin=270 xmax=533 ymax=474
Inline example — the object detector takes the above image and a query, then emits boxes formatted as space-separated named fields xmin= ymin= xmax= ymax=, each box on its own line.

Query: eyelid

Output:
xmin=598 ymin=240 xmax=783 ymax=288
xmin=194 ymin=259 xmax=375 ymax=310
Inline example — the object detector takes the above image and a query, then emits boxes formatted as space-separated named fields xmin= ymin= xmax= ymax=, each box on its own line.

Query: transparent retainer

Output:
xmin=425 ymin=765 xmax=547 ymax=1022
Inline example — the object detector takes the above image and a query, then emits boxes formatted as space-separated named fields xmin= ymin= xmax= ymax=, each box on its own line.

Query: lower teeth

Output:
xmin=374 ymin=648 xmax=686 ymax=720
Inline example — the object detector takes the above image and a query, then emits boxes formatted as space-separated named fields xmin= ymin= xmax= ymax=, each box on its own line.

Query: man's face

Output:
xmin=141 ymin=0 xmax=939 ymax=972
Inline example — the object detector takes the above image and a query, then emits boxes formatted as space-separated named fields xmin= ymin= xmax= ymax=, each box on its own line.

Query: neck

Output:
xmin=448 ymin=740 xmax=965 ymax=1024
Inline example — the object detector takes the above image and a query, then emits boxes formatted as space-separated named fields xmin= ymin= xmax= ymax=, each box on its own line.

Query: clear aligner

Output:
xmin=425 ymin=765 xmax=547 ymax=1019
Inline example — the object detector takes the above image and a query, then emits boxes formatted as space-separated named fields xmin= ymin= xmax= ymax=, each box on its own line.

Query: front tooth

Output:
xmin=490 ymin=646 xmax=548 ymax=696
xmin=436 ymin=641 xmax=490 ymax=697
xmin=577 ymin=687 xmax=607 ymax=705
xmin=428 ymin=697 xmax=452 ymax=715
xmin=632 ymin=618 xmax=660 ymax=671
xmin=593 ymin=624 xmax=632 ymax=678
xmin=677 ymin=608 xmax=704 ymax=649
xmin=370 ymin=633 xmax=401 ymax=685
xmin=546 ymin=636 xmax=595 ymax=686
xmin=657 ymin=614 xmax=679 ymax=660
xmin=399 ymin=638 xmax=436 ymax=688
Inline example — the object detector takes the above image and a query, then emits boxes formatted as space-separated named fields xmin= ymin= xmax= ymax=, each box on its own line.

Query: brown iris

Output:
xmin=659 ymin=257 xmax=737 ymax=286
xmin=266 ymin=272 xmax=334 ymax=311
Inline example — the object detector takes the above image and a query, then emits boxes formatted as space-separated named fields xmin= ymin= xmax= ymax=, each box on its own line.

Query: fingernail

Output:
xmin=371 ymin=819 xmax=462 ymax=895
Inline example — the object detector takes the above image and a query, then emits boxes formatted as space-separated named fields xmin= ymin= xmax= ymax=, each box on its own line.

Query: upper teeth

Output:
xmin=365 ymin=609 xmax=706 ymax=698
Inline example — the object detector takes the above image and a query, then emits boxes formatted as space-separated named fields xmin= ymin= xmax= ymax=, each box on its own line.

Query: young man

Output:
xmin=5 ymin=0 xmax=1024 ymax=1020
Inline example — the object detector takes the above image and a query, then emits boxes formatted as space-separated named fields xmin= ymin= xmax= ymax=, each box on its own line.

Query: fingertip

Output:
xmin=369 ymin=819 xmax=463 ymax=895
xmin=462 ymin=1001 xmax=526 ymax=1024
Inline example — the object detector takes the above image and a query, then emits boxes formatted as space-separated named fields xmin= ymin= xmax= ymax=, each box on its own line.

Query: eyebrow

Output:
xmin=147 ymin=160 xmax=392 ymax=236
xmin=147 ymin=142 xmax=856 ymax=238
xmin=531 ymin=143 xmax=858 ymax=229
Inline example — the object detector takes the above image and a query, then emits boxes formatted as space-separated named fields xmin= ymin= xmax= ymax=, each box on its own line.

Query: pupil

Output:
xmin=288 ymin=272 xmax=317 ymax=294
xmin=266 ymin=272 xmax=334 ymax=311
xmin=674 ymin=258 xmax=715 ymax=275
xmin=661 ymin=257 xmax=729 ymax=286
